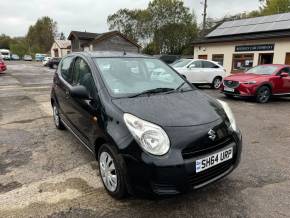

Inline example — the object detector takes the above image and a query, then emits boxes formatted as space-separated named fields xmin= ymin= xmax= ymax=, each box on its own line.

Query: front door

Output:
xmin=67 ymin=56 xmax=100 ymax=146
xmin=275 ymin=67 xmax=290 ymax=94
xmin=187 ymin=60 xmax=204 ymax=83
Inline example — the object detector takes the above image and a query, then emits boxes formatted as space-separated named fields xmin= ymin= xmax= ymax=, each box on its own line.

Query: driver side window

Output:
xmin=189 ymin=61 xmax=202 ymax=68
xmin=72 ymin=57 xmax=97 ymax=98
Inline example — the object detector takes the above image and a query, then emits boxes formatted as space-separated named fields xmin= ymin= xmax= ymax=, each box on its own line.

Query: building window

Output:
xmin=232 ymin=54 xmax=254 ymax=72
xmin=212 ymin=54 xmax=224 ymax=66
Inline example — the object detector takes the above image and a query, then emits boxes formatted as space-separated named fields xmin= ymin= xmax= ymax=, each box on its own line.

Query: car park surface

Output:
xmin=0 ymin=61 xmax=290 ymax=217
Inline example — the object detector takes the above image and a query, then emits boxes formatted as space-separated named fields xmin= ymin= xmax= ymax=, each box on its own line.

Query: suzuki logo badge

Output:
xmin=208 ymin=129 xmax=216 ymax=141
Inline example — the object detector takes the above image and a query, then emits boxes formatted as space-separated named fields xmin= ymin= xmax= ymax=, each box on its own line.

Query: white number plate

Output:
xmin=224 ymin=87 xmax=234 ymax=92
xmin=195 ymin=147 xmax=233 ymax=173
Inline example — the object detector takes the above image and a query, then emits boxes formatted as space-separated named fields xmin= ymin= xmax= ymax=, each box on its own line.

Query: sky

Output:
xmin=0 ymin=0 xmax=261 ymax=37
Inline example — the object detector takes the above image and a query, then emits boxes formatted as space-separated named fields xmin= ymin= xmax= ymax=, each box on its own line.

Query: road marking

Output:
xmin=0 ymin=85 xmax=51 ymax=91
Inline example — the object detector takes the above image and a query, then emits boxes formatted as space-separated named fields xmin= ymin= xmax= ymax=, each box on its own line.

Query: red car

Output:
xmin=221 ymin=64 xmax=290 ymax=103
xmin=0 ymin=59 xmax=7 ymax=73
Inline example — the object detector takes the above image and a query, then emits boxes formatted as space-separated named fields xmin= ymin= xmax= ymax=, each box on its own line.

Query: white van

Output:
xmin=0 ymin=49 xmax=11 ymax=60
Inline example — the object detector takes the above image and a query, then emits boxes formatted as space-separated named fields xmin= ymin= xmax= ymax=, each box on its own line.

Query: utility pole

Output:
xmin=202 ymin=0 xmax=208 ymax=35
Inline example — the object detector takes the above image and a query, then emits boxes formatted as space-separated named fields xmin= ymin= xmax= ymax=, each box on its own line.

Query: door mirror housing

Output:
xmin=280 ymin=72 xmax=289 ymax=78
xmin=70 ymin=85 xmax=91 ymax=100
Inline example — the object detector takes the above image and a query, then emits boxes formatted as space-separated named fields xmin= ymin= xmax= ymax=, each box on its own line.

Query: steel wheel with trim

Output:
xmin=52 ymin=104 xmax=65 ymax=130
xmin=98 ymin=144 xmax=127 ymax=199
xmin=212 ymin=77 xmax=222 ymax=89
xmin=256 ymin=86 xmax=271 ymax=103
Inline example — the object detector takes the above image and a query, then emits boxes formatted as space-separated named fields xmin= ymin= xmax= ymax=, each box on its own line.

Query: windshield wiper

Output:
xmin=164 ymin=82 xmax=187 ymax=94
xmin=128 ymin=88 xmax=175 ymax=98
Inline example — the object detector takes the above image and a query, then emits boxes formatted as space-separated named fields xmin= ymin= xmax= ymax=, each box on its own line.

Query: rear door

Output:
xmin=201 ymin=60 xmax=221 ymax=83
xmin=55 ymin=56 xmax=75 ymax=122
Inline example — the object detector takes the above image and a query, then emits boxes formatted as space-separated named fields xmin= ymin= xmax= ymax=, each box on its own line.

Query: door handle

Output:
xmin=65 ymin=89 xmax=70 ymax=99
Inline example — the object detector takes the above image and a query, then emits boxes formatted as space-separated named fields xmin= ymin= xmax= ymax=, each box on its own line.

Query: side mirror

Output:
xmin=70 ymin=85 xmax=91 ymax=100
xmin=280 ymin=72 xmax=288 ymax=78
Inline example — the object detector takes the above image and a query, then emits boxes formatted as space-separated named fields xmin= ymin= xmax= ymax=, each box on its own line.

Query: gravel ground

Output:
xmin=0 ymin=61 xmax=289 ymax=218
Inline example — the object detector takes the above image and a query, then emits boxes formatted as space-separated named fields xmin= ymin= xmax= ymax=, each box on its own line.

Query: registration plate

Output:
xmin=224 ymin=87 xmax=234 ymax=92
xmin=196 ymin=147 xmax=233 ymax=173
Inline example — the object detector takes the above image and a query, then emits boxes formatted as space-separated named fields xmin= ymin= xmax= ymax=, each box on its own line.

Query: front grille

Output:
xmin=224 ymin=80 xmax=239 ymax=88
xmin=182 ymin=136 xmax=234 ymax=159
xmin=188 ymin=160 xmax=233 ymax=187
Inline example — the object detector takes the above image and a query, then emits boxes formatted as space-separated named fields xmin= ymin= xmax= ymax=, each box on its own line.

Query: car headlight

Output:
xmin=123 ymin=113 xmax=170 ymax=156
xmin=240 ymin=81 xmax=256 ymax=84
xmin=217 ymin=100 xmax=238 ymax=132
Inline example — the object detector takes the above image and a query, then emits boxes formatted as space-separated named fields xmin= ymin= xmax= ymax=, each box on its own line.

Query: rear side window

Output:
xmin=60 ymin=56 xmax=74 ymax=83
xmin=202 ymin=61 xmax=219 ymax=68
xmin=72 ymin=57 xmax=97 ymax=98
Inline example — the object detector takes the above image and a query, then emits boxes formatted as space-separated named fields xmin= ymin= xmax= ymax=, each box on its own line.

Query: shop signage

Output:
xmin=235 ymin=44 xmax=275 ymax=52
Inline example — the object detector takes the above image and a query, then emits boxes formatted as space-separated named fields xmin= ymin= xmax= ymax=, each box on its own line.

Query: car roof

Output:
xmin=72 ymin=51 xmax=152 ymax=58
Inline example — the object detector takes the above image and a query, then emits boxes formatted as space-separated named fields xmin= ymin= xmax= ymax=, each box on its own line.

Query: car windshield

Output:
xmin=171 ymin=59 xmax=192 ymax=68
xmin=94 ymin=57 xmax=193 ymax=98
xmin=246 ymin=65 xmax=279 ymax=75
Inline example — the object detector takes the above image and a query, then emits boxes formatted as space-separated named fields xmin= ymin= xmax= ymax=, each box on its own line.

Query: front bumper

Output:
xmin=123 ymin=130 xmax=242 ymax=196
xmin=221 ymin=84 xmax=257 ymax=97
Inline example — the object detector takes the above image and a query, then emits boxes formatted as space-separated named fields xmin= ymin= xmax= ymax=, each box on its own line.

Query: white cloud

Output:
xmin=0 ymin=0 xmax=260 ymax=37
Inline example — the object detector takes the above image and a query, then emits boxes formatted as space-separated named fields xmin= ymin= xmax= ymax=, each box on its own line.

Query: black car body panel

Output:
xmin=51 ymin=51 xmax=242 ymax=196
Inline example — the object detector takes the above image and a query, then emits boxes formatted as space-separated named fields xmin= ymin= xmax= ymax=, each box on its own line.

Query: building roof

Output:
xmin=92 ymin=31 xmax=141 ymax=48
xmin=68 ymin=31 xmax=99 ymax=40
xmin=55 ymin=40 xmax=71 ymax=49
xmin=72 ymin=51 xmax=150 ymax=58
xmin=194 ymin=12 xmax=290 ymax=44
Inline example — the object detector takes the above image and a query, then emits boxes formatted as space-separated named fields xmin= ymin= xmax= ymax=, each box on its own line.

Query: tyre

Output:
xmin=52 ymin=104 xmax=66 ymax=130
xmin=98 ymin=144 xmax=127 ymax=199
xmin=212 ymin=77 xmax=222 ymax=89
xmin=256 ymin=86 xmax=271 ymax=103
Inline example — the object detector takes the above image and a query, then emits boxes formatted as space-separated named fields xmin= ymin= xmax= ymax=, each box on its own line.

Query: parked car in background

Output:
xmin=0 ymin=59 xmax=7 ymax=73
xmin=23 ymin=55 xmax=33 ymax=61
xmin=51 ymin=52 xmax=242 ymax=199
xmin=35 ymin=53 xmax=46 ymax=62
xmin=47 ymin=57 xmax=61 ymax=69
xmin=11 ymin=54 xmax=20 ymax=60
xmin=0 ymin=49 xmax=11 ymax=60
xmin=221 ymin=64 xmax=290 ymax=103
xmin=42 ymin=57 xmax=51 ymax=66
xmin=172 ymin=59 xmax=228 ymax=89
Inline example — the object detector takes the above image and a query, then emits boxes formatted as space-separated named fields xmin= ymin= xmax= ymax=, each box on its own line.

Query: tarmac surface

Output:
xmin=0 ymin=61 xmax=290 ymax=217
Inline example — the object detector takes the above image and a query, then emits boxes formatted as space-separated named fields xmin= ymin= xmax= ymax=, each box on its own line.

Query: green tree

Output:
xmin=26 ymin=16 xmax=57 ymax=54
xmin=260 ymin=0 xmax=290 ymax=15
xmin=108 ymin=9 xmax=151 ymax=42
xmin=108 ymin=0 xmax=198 ymax=55
xmin=0 ymin=34 xmax=11 ymax=49
xmin=9 ymin=38 xmax=29 ymax=57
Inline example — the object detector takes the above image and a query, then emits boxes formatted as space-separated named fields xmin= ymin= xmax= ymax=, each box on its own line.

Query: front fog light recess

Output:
xmin=123 ymin=113 xmax=170 ymax=156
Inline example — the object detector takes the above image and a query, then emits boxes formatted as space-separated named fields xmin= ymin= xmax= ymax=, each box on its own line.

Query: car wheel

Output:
xmin=52 ymin=104 xmax=65 ymax=130
xmin=98 ymin=144 xmax=127 ymax=199
xmin=212 ymin=77 xmax=222 ymax=89
xmin=256 ymin=86 xmax=271 ymax=103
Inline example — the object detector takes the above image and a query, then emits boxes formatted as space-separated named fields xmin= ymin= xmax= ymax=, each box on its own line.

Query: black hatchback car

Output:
xmin=51 ymin=51 xmax=242 ymax=199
